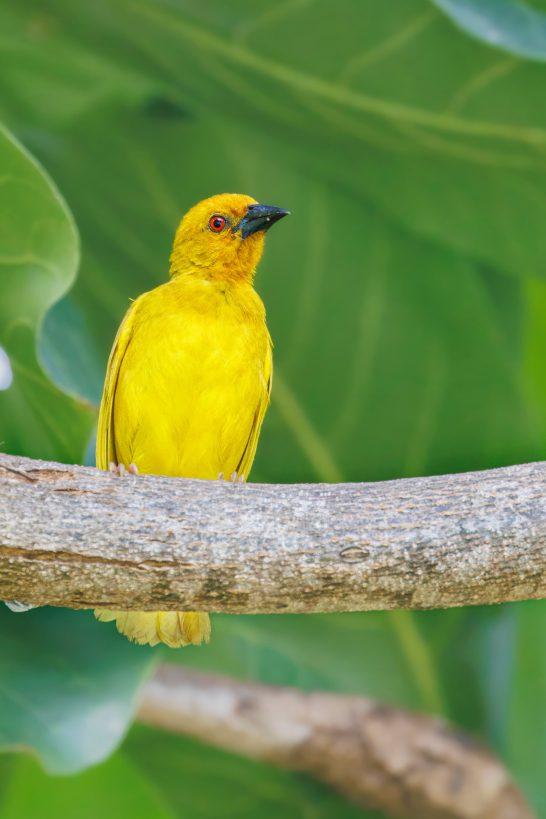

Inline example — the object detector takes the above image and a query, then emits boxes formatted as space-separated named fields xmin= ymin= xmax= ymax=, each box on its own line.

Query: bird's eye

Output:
xmin=208 ymin=214 xmax=227 ymax=233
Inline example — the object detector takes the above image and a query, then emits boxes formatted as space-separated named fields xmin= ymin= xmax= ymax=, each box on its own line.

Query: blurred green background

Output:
xmin=1 ymin=0 xmax=546 ymax=816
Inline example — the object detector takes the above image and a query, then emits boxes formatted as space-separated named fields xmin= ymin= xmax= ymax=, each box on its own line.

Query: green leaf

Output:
xmin=432 ymin=0 xmax=546 ymax=61
xmin=0 ymin=752 xmax=175 ymax=819
xmin=125 ymin=725 xmax=380 ymax=819
xmin=167 ymin=612 xmax=441 ymax=712
xmin=0 ymin=726 xmax=382 ymax=819
xmin=0 ymin=123 xmax=94 ymax=461
xmin=0 ymin=607 xmax=156 ymax=774
xmin=501 ymin=602 xmax=546 ymax=813
xmin=0 ymin=3 xmax=153 ymax=129
xmin=22 ymin=0 xmax=546 ymax=283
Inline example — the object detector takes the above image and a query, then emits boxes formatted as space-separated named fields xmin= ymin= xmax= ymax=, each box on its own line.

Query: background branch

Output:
xmin=139 ymin=664 xmax=534 ymax=819
xmin=1 ymin=453 xmax=545 ymax=611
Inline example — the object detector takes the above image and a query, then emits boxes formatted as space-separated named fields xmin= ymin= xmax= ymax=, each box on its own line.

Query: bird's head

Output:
xmin=169 ymin=193 xmax=289 ymax=283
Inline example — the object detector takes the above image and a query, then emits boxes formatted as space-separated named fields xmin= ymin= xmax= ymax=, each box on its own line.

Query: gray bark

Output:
xmin=139 ymin=664 xmax=534 ymax=819
xmin=1 ymin=453 xmax=545 ymax=611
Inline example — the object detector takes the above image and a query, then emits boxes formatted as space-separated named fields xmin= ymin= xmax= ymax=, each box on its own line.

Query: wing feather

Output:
xmin=235 ymin=336 xmax=273 ymax=479
xmin=95 ymin=301 xmax=139 ymax=470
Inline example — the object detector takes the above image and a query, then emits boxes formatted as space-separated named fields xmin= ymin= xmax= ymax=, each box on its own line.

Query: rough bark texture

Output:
xmin=1 ymin=453 xmax=546 ymax=612
xmin=139 ymin=665 xmax=534 ymax=819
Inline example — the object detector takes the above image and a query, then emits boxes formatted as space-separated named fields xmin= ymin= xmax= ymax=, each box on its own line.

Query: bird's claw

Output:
xmin=109 ymin=462 xmax=139 ymax=476
xmin=217 ymin=471 xmax=245 ymax=483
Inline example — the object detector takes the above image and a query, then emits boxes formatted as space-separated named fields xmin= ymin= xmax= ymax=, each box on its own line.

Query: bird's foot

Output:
xmin=217 ymin=471 xmax=245 ymax=483
xmin=109 ymin=462 xmax=139 ymax=476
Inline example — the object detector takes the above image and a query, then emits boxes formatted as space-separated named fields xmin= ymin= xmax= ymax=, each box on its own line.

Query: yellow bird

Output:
xmin=94 ymin=193 xmax=289 ymax=648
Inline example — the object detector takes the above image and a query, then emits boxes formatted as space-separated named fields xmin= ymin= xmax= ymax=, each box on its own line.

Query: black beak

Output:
xmin=234 ymin=204 xmax=290 ymax=239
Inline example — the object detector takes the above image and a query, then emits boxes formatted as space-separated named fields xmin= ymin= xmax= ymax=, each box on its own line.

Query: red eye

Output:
xmin=208 ymin=214 xmax=227 ymax=233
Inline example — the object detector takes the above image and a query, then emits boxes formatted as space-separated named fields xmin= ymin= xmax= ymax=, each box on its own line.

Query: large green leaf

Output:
xmin=0 ymin=3 xmax=152 ymax=130
xmin=0 ymin=123 xmax=94 ymax=460
xmin=125 ymin=725 xmax=380 ymax=819
xmin=0 ymin=752 xmax=174 ymax=819
xmin=168 ymin=611 xmax=442 ymax=712
xmin=432 ymin=0 xmax=546 ymax=61
xmin=0 ymin=728 xmax=380 ymax=819
xmin=502 ymin=601 xmax=546 ymax=813
xmin=21 ymin=0 xmax=546 ymax=283
xmin=0 ymin=607 xmax=156 ymax=774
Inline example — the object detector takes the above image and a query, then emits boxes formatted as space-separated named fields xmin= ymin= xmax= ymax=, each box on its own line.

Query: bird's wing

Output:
xmin=95 ymin=300 xmax=139 ymax=470
xmin=235 ymin=335 xmax=273 ymax=479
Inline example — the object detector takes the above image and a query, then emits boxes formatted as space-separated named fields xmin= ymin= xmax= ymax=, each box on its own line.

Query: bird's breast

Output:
xmin=113 ymin=277 xmax=270 ymax=478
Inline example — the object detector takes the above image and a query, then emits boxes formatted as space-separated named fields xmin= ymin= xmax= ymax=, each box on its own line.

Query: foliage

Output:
xmin=0 ymin=608 xmax=154 ymax=774
xmin=1 ymin=0 xmax=546 ymax=816
xmin=0 ymin=124 xmax=94 ymax=459
xmin=431 ymin=0 xmax=546 ymax=60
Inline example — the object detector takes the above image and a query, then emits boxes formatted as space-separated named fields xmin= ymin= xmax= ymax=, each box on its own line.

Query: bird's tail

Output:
xmin=94 ymin=609 xmax=211 ymax=648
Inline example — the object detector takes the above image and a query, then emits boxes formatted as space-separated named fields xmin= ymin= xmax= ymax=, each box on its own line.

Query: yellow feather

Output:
xmin=94 ymin=193 xmax=284 ymax=648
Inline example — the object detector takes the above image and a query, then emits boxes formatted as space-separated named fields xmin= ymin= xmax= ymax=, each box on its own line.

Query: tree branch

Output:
xmin=1 ymin=453 xmax=545 ymax=611
xmin=139 ymin=664 xmax=534 ymax=819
